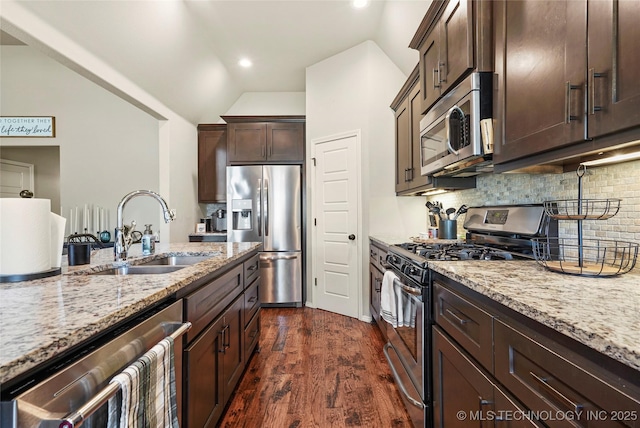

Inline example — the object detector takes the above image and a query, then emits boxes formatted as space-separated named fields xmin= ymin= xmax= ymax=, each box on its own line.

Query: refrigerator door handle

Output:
xmin=260 ymin=254 xmax=298 ymax=261
xmin=264 ymin=178 xmax=269 ymax=237
xmin=257 ymin=178 xmax=262 ymax=237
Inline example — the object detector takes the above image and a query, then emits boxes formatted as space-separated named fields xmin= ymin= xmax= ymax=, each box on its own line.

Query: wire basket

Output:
xmin=532 ymin=237 xmax=639 ymax=277
xmin=543 ymin=199 xmax=621 ymax=220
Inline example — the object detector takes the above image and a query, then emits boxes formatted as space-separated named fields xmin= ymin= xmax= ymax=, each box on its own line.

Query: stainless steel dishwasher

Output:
xmin=0 ymin=299 xmax=189 ymax=428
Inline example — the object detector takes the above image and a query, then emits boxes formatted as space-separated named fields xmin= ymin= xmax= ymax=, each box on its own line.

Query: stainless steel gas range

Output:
xmin=382 ymin=205 xmax=557 ymax=428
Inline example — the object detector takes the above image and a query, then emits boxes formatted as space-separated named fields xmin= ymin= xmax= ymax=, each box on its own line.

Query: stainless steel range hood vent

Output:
xmin=397 ymin=175 xmax=476 ymax=196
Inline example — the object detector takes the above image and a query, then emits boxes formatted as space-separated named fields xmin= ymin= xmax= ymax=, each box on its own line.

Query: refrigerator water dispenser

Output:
xmin=231 ymin=199 xmax=252 ymax=230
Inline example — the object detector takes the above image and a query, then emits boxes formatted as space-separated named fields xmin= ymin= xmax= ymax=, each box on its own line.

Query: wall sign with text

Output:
xmin=0 ymin=116 xmax=56 ymax=137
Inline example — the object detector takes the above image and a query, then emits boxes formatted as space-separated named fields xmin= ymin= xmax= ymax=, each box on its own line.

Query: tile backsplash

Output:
xmin=426 ymin=159 xmax=640 ymax=243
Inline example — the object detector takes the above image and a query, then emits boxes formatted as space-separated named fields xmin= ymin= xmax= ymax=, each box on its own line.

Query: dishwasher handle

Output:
xmin=59 ymin=321 xmax=192 ymax=428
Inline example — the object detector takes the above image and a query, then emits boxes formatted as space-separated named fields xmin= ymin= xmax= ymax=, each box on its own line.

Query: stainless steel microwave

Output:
xmin=419 ymin=72 xmax=494 ymax=177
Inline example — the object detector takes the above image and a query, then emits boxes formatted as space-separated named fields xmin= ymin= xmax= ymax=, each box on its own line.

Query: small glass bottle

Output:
xmin=142 ymin=224 xmax=155 ymax=255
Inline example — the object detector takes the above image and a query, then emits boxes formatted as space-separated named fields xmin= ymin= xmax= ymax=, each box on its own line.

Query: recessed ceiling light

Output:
xmin=353 ymin=0 xmax=369 ymax=9
xmin=239 ymin=58 xmax=252 ymax=68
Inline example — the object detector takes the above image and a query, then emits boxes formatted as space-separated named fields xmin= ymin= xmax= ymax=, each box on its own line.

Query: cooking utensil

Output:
xmin=445 ymin=208 xmax=456 ymax=219
xmin=453 ymin=205 xmax=468 ymax=220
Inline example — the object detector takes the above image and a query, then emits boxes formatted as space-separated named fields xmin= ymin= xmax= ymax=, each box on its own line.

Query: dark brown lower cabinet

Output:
xmin=185 ymin=295 xmax=244 ymax=428
xmin=433 ymin=326 xmax=541 ymax=428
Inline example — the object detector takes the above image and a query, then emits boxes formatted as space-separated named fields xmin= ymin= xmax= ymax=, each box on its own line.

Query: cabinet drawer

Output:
xmin=495 ymin=319 xmax=640 ymax=427
xmin=369 ymin=242 xmax=388 ymax=272
xmin=244 ymin=310 xmax=260 ymax=357
xmin=369 ymin=244 xmax=379 ymax=266
xmin=244 ymin=277 xmax=260 ymax=326
xmin=244 ymin=253 xmax=260 ymax=286
xmin=433 ymin=282 xmax=493 ymax=372
xmin=185 ymin=264 xmax=243 ymax=342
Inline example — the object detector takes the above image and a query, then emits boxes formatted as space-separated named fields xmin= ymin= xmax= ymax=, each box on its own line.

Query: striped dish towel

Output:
xmin=107 ymin=336 xmax=179 ymax=428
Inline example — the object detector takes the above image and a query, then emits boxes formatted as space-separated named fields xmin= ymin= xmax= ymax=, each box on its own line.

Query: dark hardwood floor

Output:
xmin=219 ymin=307 xmax=413 ymax=427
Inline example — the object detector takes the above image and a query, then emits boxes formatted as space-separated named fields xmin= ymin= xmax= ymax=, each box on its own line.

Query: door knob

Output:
xmin=348 ymin=234 xmax=356 ymax=240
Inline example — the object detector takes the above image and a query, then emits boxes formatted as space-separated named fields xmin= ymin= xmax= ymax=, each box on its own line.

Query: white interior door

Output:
xmin=313 ymin=132 xmax=360 ymax=318
xmin=0 ymin=159 xmax=34 ymax=198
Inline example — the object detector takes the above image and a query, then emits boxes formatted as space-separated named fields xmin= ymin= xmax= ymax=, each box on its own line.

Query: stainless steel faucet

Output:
xmin=114 ymin=190 xmax=176 ymax=261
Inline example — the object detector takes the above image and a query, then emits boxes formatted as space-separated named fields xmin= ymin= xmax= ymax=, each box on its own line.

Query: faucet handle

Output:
xmin=164 ymin=209 xmax=177 ymax=223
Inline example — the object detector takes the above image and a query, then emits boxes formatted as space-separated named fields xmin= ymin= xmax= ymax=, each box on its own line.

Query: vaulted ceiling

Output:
xmin=2 ymin=1 xmax=430 ymax=124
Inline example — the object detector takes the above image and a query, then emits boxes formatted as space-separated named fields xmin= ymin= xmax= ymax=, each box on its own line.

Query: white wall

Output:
xmin=0 ymin=46 xmax=161 ymax=236
xmin=306 ymin=40 xmax=426 ymax=317
xmin=1 ymin=3 xmax=200 ymax=242
xmin=224 ymin=92 xmax=306 ymax=116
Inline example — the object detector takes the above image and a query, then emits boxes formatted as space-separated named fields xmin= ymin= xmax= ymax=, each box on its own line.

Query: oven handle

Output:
xmin=383 ymin=343 xmax=425 ymax=410
xmin=393 ymin=277 xmax=422 ymax=297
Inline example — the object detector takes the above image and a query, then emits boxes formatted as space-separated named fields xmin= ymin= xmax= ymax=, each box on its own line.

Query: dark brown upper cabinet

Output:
xmin=493 ymin=0 xmax=640 ymax=171
xmin=223 ymin=116 xmax=305 ymax=164
xmin=587 ymin=0 xmax=640 ymax=139
xmin=410 ymin=0 xmax=492 ymax=115
xmin=197 ymin=124 xmax=227 ymax=203
xmin=391 ymin=66 xmax=429 ymax=194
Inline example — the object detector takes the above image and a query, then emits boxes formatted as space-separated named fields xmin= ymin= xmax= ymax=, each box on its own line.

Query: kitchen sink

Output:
xmin=136 ymin=255 xmax=216 ymax=266
xmin=91 ymin=265 xmax=186 ymax=275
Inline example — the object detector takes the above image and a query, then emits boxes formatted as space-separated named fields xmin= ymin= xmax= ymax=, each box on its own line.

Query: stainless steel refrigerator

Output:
xmin=227 ymin=165 xmax=302 ymax=306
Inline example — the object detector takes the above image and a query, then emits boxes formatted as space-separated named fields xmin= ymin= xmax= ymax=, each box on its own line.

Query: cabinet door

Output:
xmin=439 ymin=0 xmax=474 ymax=94
xmin=185 ymin=316 xmax=225 ymax=428
xmin=227 ymin=122 xmax=267 ymax=163
xmin=420 ymin=29 xmax=442 ymax=113
xmin=433 ymin=326 xmax=495 ymax=428
xmin=221 ymin=296 xmax=244 ymax=404
xmin=395 ymin=96 xmax=412 ymax=193
xmin=266 ymin=122 xmax=304 ymax=162
xmin=197 ymin=125 xmax=227 ymax=203
xmin=369 ymin=263 xmax=385 ymax=339
xmin=587 ymin=0 xmax=640 ymax=138
xmin=494 ymin=0 xmax=586 ymax=164
xmin=409 ymin=83 xmax=429 ymax=189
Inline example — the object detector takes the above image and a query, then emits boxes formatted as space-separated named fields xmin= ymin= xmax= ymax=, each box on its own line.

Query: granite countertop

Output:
xmin=0 ymin=241 xmax=261 ymax=385
xmin=371 ymin=235 xmax=640 ymax=372
xmin=189 ymin=232 xmax=227 ymax=236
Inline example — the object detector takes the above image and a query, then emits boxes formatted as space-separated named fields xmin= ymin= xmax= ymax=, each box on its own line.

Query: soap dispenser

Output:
xmin=141 ymin=224 xmax=155 ymax=255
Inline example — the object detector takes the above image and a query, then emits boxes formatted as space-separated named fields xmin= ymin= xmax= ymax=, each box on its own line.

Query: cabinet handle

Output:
xmin=248 ymin=296 xmax=257 ymax=304
xmin=445 ymin=308 xmax=469 ymax=325
xmin=565 ymin=81 xmax=580 ymax=124
xmin=479 ymin=398 xmax=492 ymax=428
xmin=433 ymin=68 xmax=441 ymax=89
xmin=223 ymin=324 xmax=231 ymax=350
xmin=247 ymin=264 xmax=258 ymax=272
xmin=249 ymin=328 xmax=259 ymax=340
xmin=529 ymin=371 xmax=583 ymax=413
xmin=218 ymin=327 xmax=226 ymax=354
xmin=374 ymin=277 xmax=382 ymax=292
xmin=588 ymin=68 xmax=604 ymax=115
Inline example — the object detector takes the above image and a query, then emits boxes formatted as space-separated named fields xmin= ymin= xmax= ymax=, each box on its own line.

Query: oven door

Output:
xmin=383 ymin=271 xmax=426 ymax=428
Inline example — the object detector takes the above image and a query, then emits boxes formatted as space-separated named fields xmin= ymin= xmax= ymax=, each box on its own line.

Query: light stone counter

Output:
xmin=0 ymin=241 xmax=261 ymax=385
xmin=370 ymin=236 xmax=640 ymax=372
